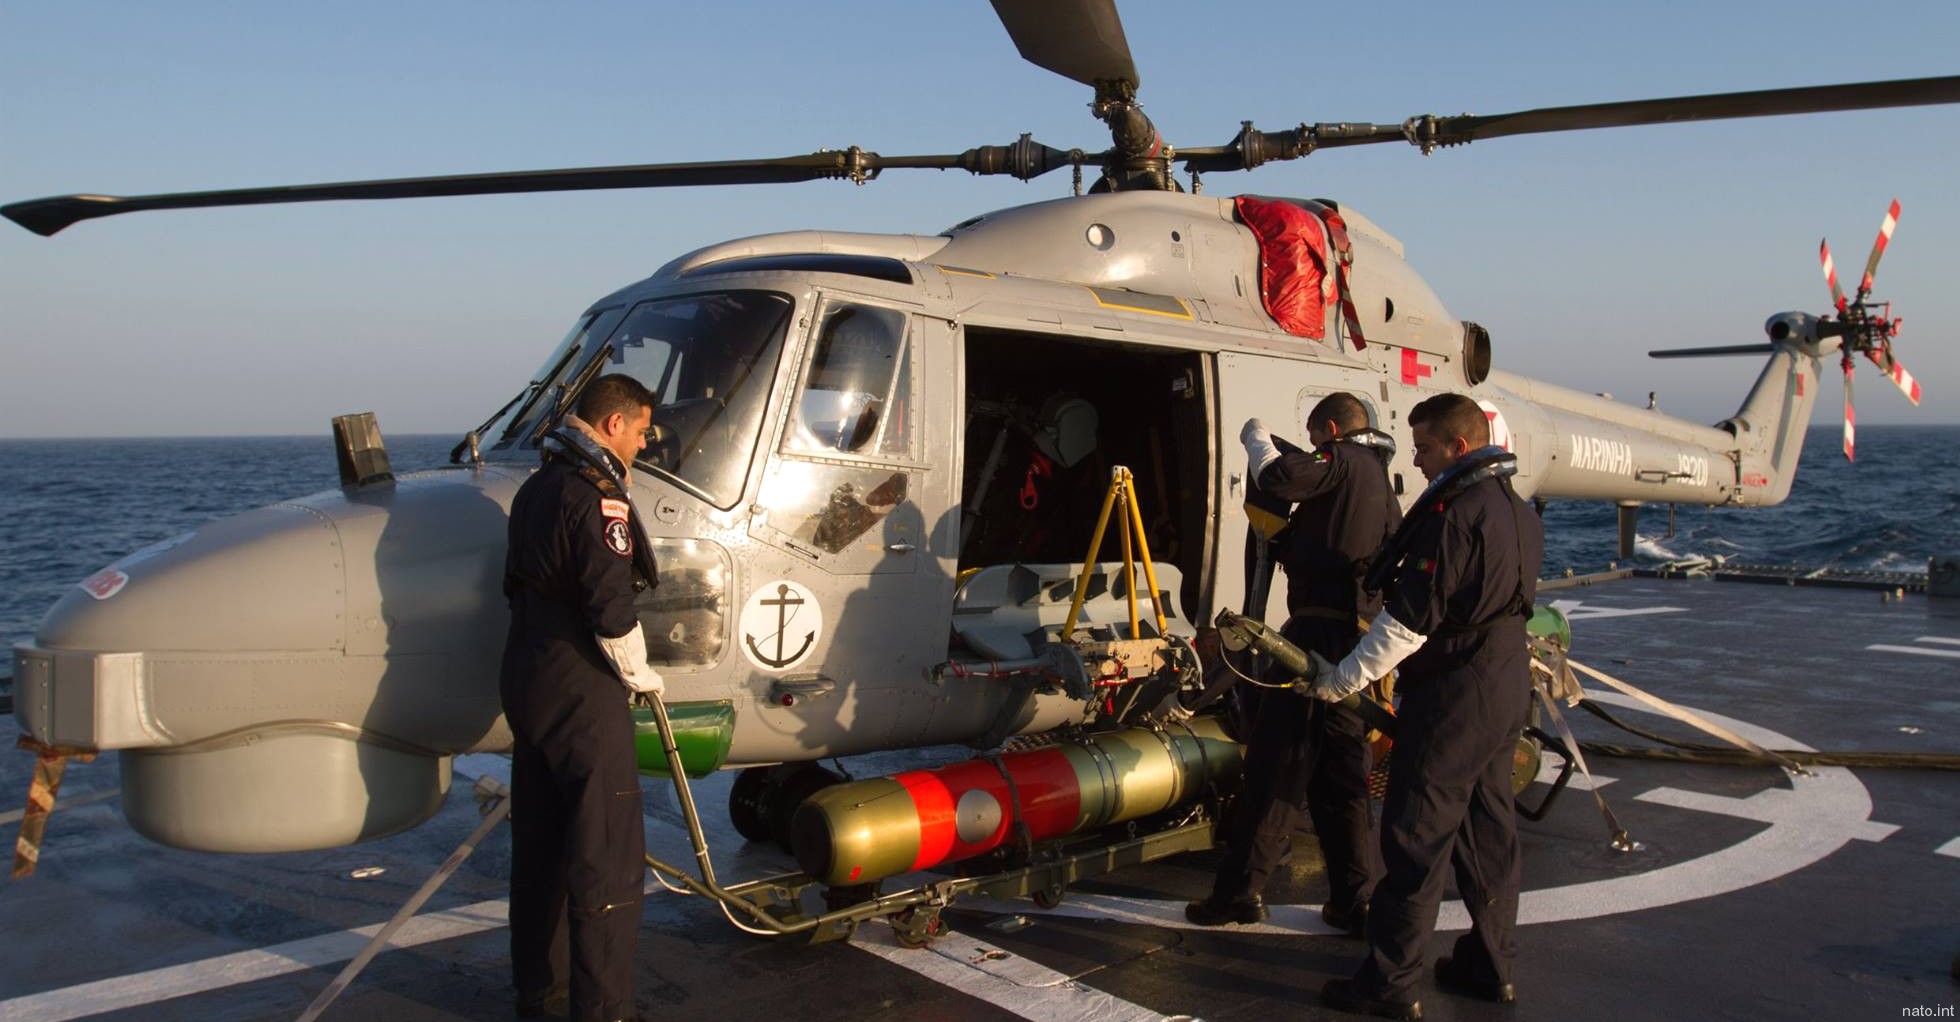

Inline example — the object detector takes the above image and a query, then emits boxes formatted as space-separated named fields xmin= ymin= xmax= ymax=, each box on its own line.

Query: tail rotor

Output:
xmin=1820 ymin=198 xmax=1918 ymax=460
xmin=1650 ymin=199 xmax=1920 ymax=462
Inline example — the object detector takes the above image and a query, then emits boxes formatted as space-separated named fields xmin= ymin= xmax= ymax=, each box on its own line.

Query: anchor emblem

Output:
xmin=744 ymin=582 xmax=816 ymax=668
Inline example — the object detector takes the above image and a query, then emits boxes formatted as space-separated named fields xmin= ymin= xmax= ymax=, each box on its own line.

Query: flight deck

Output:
xmin=3 ymin=572 xmax=1955 ymax=1022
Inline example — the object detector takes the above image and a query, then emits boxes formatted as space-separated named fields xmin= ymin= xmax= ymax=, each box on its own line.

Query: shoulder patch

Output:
xmin=600 ymin=498 xmax=630 ymax=521
xmin=1413 ymin=557 xmax=1437 ymax=574
xmin=603 ymin=518 xmax=633 ymax=557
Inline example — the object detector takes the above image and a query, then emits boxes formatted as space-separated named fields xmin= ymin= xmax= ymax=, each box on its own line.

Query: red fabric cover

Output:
xmin=1234 ymin=195 xmax=1330 ymax=339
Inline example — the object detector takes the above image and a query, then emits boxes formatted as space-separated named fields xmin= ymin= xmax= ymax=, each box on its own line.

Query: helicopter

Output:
xmin=6 ymin=0 xmax=1955 ymax=867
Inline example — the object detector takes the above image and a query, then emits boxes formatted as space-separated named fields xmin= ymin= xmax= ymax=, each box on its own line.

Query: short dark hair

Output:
xmin=576 ymin=373 xmax=657 ymax=425
xmin=1308 ymin=392 xmax=1370 ymax=434
xmin=1408 ymin=392 xmax=1489 ymax=448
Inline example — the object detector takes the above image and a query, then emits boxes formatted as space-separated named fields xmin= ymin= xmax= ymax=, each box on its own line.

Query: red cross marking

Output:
xmin=1400 ymin=348 xmax=1433 ymax=385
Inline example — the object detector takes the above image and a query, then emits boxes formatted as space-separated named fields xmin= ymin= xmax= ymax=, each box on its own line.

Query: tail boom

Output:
xmin=1482 ymin=336 xmax=1820 ymax=509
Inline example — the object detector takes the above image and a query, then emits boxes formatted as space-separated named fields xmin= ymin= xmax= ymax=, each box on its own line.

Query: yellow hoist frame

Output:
xmin=1060 ymin=465 xmax=1168 ymax=642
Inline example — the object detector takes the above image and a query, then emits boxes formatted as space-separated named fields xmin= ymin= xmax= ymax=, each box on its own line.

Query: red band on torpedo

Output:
xmin=897 ymin=770 xmax=957 ymax=872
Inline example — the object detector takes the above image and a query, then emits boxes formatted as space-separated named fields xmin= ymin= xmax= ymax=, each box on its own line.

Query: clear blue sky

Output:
xmin=3 ymin=0 xmax=1955 ymax=438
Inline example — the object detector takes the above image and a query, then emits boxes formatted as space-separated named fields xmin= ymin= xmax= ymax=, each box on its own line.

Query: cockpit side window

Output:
xmin=489 ymin=307 xmax=625 ymax=450
xmin=784 ymin=303 xmax=912 ymax=458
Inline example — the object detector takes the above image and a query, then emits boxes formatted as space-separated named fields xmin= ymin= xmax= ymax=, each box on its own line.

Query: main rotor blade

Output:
xmin=1183 ymin=75 xmax=1960 ymax=171
xmin=1648 ymin=344 xmax=1775 ymax=358
xmin=3 ymin=143 xmax=1084 ymax=236
xmin=990 ymin=0 xmax=1138 ymax=91
xmin=1858 ymin=198 xmax=1901 ymax=295
xmin=1425 ymin=76 xmax=1960 ymax=146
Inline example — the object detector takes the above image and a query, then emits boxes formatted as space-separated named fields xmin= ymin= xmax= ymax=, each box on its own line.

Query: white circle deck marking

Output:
xmin=1508 ymin=691 xmax=1894 ymax=927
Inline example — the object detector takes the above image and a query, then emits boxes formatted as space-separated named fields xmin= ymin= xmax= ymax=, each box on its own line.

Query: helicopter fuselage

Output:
xmin=13 ymin=189 xmax=1826 ymax=852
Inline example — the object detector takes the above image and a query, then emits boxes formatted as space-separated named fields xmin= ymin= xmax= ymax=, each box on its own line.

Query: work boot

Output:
xmin=1182 ymin=893 xmax=1267 ymax=926
xmin=1434 ymin=956 xmax=1516 ymax=1004
xmin=1320 ymin=898 xmax=1369 ymax=937
xmin=514 ymin=986 xmax=569 ymax=1018
xmin=1320 ymin=978 xmax=1422 ymax=1020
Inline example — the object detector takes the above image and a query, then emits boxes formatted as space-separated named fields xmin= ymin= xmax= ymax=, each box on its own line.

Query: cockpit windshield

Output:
xmin=599 ymin=291 xmax=794 ymax=508
xmin=481 ymin=308 xmax=627 ymax=453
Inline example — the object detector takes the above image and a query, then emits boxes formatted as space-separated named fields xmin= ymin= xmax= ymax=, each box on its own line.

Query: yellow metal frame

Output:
xmin=1060 ymin=465 xmax=1169 ymax=641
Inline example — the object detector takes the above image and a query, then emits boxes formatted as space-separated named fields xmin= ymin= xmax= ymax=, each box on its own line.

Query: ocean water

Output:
xmin=2 ymin=426 xmax=1954 ymax=666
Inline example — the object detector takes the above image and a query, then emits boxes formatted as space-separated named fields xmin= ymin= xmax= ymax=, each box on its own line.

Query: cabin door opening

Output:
xmin=955 ymin=327 xmax=1214 ymax=623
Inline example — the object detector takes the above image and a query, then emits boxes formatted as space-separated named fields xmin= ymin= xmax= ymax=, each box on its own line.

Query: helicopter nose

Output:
xmin=19 ymin=470 xmax=523 ymax=751
xmin=13 ymin=469 xmax=522 ymax=852
xmin=19 ymin=500 xmax=348 ymax=749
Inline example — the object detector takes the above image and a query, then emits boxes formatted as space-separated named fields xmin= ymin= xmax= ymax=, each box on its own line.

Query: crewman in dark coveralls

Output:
xmin=1308 ymin=392 xmax=1543 ymax=1020
xmin=1185 ymin=393 xmax=1397 ymax=933
xmin=501 ymin=374 xmax=663 ymax=1022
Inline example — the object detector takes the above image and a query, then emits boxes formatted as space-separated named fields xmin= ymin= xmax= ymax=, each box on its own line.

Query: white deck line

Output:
xmin=1864 ymin=643 xmax=1960 ymax=660
xmin=850 ymin=920 xmax=1192 ymax=1022
xmin=0 ymin=899 xmax=511 ymax=1022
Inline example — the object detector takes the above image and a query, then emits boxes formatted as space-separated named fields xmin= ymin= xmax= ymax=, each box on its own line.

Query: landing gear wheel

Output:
xmin=727 ymin=766 xmax=773 ymax=842
xmin=1031 ymin=883 xmax=1066 ymax=909
xmin=892 ymin=906 xmax=945 ymax=949
xmin=769 ymin=763 xmax=845 ymax=851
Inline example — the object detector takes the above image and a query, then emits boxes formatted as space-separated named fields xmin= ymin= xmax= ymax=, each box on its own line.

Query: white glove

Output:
xmin=1317 ymin=610 xmax=1426 ymax=702
xmin=596 ymin=623 xmax=664 ymax=696
xmin=1301 ymin=651 xmax=1341 ymax=701
xmin=1241 ymin=418 xmax=1280 ymax=481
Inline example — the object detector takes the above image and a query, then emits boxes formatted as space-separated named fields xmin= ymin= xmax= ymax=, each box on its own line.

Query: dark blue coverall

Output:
xmin=501 ymin=445 xmax=656 ymax=1022
xmin=1354 ymin=469 xmax=1543 ymax=1000
xmin=1212 ymin=436 xmax=1398 ymax=918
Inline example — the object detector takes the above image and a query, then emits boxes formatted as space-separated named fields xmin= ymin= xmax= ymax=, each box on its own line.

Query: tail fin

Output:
xmin=1721 ymin=313 xmax=1827 ymax=505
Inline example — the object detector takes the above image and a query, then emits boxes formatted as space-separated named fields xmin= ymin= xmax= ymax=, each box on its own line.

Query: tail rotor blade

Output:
xmin=1819 ymin=239 xmax=1848 ymax=313
xmin=1864 ymin=348 xmax=1923 ymax=405
xmin=1858 ymin=198 xmax=1901 ymax=295
xmin=1842 ymin=360 xmax=1857 ymax=461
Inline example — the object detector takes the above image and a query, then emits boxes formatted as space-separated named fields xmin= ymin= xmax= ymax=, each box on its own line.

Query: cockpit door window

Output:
xmin=782 ymin=302 xmax=914 ymax=460
xmin=755 ymin=298 xmax=922 ymax=575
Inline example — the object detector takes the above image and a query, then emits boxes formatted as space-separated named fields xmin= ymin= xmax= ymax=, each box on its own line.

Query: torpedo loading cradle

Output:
xmin=625 ymin=475 xmax=1250 ymax=945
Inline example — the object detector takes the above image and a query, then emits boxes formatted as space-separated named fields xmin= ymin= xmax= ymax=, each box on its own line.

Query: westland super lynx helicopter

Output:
xmin=7 ymin=0 xmax=1952 ymax=938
